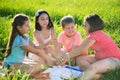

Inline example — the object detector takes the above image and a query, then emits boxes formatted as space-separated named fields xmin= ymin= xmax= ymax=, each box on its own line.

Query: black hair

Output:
xmin=35 ymin=9 xmax=53 ymax=30
xmin=84 ymin=14 xmax=104 ymax=33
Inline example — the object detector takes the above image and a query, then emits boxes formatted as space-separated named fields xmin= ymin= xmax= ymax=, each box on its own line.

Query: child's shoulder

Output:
xmin=76 ymin=31 xmax=80 ymax=34
xmin=75 ymin=31 xmax=81 ymax=36
xmin=14 ymin=34 xmax=28 ymax=43
xmin=58 ymin=31 xmax=65 ymax=38
xmin=34 ymin=30 xmax=39 ymax=33
xmin=59 ymin=31 xmax=64 ymax=35
xmin=34 ymin=30 xmax=40 ymax=35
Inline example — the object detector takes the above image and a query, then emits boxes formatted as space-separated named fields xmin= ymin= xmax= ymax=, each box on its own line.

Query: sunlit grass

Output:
xmin=0 ymin=0 xmax=120 ymax=79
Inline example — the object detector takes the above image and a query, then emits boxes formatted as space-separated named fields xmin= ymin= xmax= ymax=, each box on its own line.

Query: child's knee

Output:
xmin=87 ymin=65 xmax=98 ymax=73
xmin=108 ymin=58 xmax=120 ymax=70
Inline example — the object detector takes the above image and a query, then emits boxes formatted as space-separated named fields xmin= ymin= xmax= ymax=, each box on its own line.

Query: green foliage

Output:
xmin=0 ymin=0 xmax=120 ymax=79
xmin=0 ymin=51 xmax=5 ymax=60
xmin=0 ymin=0 xmax=119 ymax=48
xmin=0 ymin=68 xmax=30 ymax=80
xmin=99 ymin=68 xmax=120 ymax=80
xmin=0 ymin=17 xmax=11 ymax=49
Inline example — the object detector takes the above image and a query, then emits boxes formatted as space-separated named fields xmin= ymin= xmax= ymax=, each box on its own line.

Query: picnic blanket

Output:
xmin=42 ymin=65 xmax=83 ymax=80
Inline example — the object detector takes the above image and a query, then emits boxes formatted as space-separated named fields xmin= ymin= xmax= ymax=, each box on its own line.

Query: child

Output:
xmin=58 ymin=15 xmax=83 ymax=53
xmin=28 ymin=9 xmax=59 ymax=62
xmin=58 ymin=15 xmax=87 ymax=65
xmin=3 ymin=14 xmax=56 ymax=76
xmin=57 ymin=14 xmax=120 ymax=80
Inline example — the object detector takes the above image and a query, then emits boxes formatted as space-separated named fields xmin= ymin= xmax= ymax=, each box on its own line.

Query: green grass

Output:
xmin=99 ymin=68 xmax=120 ymax=80
xmin=0 ymin=0 xmax=120 ymax=80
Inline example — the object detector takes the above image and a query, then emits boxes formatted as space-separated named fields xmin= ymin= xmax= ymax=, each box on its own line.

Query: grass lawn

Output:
xmin=0 ymin=0 xmax=120 ymax=80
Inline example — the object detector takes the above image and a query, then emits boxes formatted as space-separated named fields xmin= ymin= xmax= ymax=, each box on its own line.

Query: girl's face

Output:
xmin=84 ymin=21 xmax=90 ymax=34
xmin=37 ymin=13 xmax=49 ymax=28
xmin=17 ymin=20 xmax=30 ymax=35
xmin=63 ymin=23 xmax=76 ymax=37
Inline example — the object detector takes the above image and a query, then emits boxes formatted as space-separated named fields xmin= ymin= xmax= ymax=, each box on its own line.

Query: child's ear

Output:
xmin=17 ymin=26 xmax=21 ymax=31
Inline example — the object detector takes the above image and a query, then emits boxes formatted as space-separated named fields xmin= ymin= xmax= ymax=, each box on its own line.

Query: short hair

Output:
xmin=60 ymin=15 xmax=75 ymax=28
xmin=84 ymin=14 xmax=104 ymax=33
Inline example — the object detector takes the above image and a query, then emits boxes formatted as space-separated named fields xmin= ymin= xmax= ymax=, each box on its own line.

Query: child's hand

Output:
xmin=46 ymin=56 xmax=56 ymax=66
xmin=56 ymin=54 xmax=68 ymax=66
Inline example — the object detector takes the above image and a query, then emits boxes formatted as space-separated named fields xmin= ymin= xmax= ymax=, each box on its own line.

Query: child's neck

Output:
xmin=66 ymin=34 xmax=73 ymax=37
xmin=42 ymin=27 xmax=48 ymax=31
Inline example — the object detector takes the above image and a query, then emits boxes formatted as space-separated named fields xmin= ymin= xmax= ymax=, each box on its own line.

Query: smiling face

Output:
xmin=37 ymin=13 xmax=49 ymax=28
xmin=17 ymin=20 xmax=30 ymax=35
xmin=63 ymin=22 xmax=76 ymax=37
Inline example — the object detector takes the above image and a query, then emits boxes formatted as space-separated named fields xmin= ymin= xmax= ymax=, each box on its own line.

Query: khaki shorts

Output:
xmin=109 ymin=57 xmax=120 ymax=70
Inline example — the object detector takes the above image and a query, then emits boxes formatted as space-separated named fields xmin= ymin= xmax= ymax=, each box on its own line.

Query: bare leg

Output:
xmin=28 ymin=49 xmax=56 ymax=66
xmin=79 ymin=58 xmax=120 ymax=80
xmin=76 ymin=55 xmax=96 ymax=70
xmin=10 ymin=61 xmax=49 ymax=78
xmin=94 ymin=74 xmax=102 ymax=80
xmin=45 ymin=45 xmax=61 ymax=59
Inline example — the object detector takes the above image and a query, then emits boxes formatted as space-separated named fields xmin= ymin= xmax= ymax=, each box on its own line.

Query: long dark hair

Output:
xmin=5 ymin=14 xmax=29 ymax=57
xmin=35 ymin=9 xmax=53 ymax=31
xmin=84 ymin=14 xmax=104 ymax=33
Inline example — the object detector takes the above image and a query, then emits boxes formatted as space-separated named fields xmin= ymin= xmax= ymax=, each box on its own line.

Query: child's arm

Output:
xmin=72 ymin=31 xmax=88 ymax=55
xmin=68 ymin=39 xmax=95 ymax=59
xmin=73 ymin=45 xmax=88 ymax=55
xmin=51 ymin=28 xmax=56 ymax=40
xmin=51 ymin=28 xmax=60 ymax=51
xmin=21 ymin=43 xmax=46 ymax=58
xmin=57 ymin=39 xmax=95 ymax=65
xmin=29 ymin=40 xmax=35 ymax=47
xmin=50 ymin=28 xmax=61 ymax=58
xmin=21 ymin=43 xmax=56 ymax=66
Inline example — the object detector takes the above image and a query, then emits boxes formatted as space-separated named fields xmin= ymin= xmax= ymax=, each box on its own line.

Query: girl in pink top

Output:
xmin=57 ymin=14 xmax=120 ymax=80
xmin=87 ymin=30 xmax=120 ymax=60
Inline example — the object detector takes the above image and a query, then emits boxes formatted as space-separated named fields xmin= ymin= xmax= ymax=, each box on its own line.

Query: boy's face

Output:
xmin=63 ymin=22 xmax=76 ymax=37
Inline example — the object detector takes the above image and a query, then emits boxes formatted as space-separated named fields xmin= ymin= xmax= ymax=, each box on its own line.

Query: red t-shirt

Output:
xmin=87 ymin=30 xmax=120 ymax=60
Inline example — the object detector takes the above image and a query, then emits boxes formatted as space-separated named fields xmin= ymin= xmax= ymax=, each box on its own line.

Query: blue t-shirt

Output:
xmin=4 ymin=34 xmax=29 ymax=64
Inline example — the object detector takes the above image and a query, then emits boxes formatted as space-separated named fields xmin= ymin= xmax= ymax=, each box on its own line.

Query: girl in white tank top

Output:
xmin=28 ymin=9 xmax=59 ymax=63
